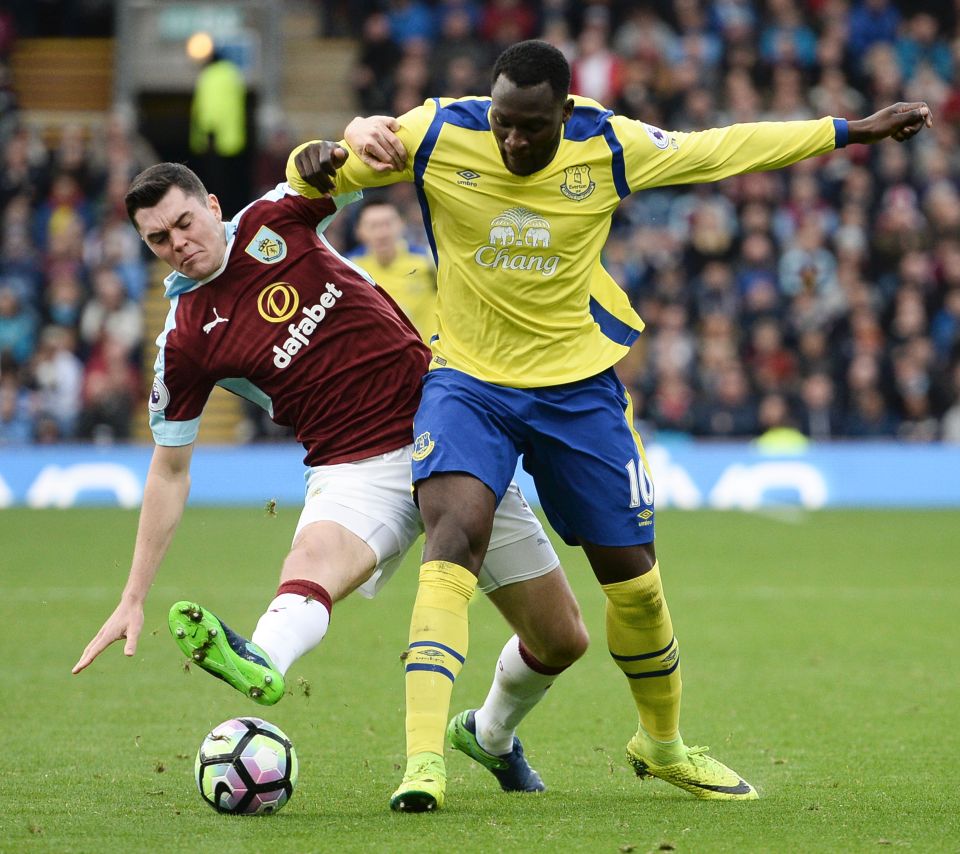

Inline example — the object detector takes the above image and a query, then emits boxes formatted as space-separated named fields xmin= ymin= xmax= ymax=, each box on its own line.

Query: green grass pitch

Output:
xmin=1 ymin=507 xmax=958 ymax=853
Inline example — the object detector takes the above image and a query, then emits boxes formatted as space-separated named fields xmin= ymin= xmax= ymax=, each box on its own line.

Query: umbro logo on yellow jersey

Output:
xmin=457 ymin=170 xmax=480 ymax=187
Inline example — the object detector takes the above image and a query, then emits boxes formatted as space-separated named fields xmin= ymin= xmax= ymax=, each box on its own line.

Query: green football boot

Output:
xmin=626 ymin=728 xmax=758 ymax=800
xmin=390 ymin=752 xmax=446 ymax=812
xmin=447 ymin=709 xmax=545 ymax=792
xmin=168 ymin=601 xmax=284 ymax=705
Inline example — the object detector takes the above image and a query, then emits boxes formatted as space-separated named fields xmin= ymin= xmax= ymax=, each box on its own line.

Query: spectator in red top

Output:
xmin=76 ymin=332 xmax=140 ymax=441
xmin=479 ymin=0 xmax=537 ymax=49
xmin=746 ymin=317 xmax=799 ymax=394
xmin=570 ymin=7 xmax=624 ymax=105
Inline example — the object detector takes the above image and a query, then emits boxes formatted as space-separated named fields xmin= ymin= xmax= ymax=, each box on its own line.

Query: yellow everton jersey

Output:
xmin=348 ymin=242 xmax=437 ymax=343
xmin=288 ymin=96 xmax=839 ymax=387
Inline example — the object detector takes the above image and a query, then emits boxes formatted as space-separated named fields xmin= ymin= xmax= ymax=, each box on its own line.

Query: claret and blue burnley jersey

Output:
xmin=149 ymin=184 xmax=431 ymax=465
xmin=288 ymin=96 xmax=846 ymax=387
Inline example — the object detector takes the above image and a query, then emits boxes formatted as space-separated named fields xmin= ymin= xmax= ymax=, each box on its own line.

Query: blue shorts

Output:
xmin=411 ymin=367 xmax=655 ymax=547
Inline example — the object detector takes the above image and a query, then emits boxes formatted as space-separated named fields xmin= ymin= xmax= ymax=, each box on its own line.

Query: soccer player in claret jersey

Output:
xmin=72 ymin=162 xmax=591 ymax=799
xmin=289 ymin=39 xmax=933 ymax=811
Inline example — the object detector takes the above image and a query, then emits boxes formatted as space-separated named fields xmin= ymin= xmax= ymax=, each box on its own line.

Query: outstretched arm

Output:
xmin=618 ymin=101 xmax=934 ymax=194
xmin=72 ymin=443 xmax=193 ymax=673
xmin=847 ymin=101 xmax=933 ymax=144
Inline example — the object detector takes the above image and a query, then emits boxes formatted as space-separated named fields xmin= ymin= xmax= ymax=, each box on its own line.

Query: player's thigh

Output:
xmin=525 ymin=369 xmax=655 ymax=548
xmin=480 ymin=483 xmax=556 ymax=590
xmin=291 ymin=445 xmax=424 ymax=600
xmin=283 ymin=520 xmax=379 ymax=602
xmin=411 ymin=368 xmax=521 ymax=505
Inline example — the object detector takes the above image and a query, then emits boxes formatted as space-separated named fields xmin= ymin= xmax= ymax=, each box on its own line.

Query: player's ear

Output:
xmin=207 ymin=193 xmax=223 ymax=221
xmin=562 ymin=97 xmax=575 ymax=123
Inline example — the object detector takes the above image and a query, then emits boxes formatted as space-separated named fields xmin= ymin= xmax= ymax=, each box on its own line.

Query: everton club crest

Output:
xmin=560 ymin=164 xmax=596 ymax=201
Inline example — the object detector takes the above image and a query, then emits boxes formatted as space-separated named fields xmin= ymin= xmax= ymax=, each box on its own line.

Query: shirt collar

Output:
xmin=162 ymin=220 xmax=237 ymax=298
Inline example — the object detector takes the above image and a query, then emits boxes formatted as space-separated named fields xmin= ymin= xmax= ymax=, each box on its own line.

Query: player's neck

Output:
xmin=374 ymin=242 xmax=400 ymax=266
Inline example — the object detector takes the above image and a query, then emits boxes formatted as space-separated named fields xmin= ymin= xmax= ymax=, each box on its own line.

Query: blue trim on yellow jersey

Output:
xmin=413 ymin=98 xmax=493 ymax=268
xmin=564 ymin=104 xmax=614 ymax=141
xmin=603 ymin=125 xmax=630 ymax=198
xmin=441 ymin=98 xmax=491 ymax=131
xmin=414 ymin=99 xmax=444 ymax=266
xmin=563 ymin=106 xmax=630 ymax=199
xmin=564 ymin=105 xmax=630 ymax=199
xmin=589 ymin=296 xmax=641 ymax=346
xmin=833 ymin=118 xmax=849 ymax=148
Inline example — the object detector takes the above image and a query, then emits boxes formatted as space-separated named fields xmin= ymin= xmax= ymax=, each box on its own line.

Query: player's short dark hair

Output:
xmin=492 ymin=40 xmax=571 ymax=102
xmin=357 ymin=197 xmax=398 ymax=216
xmin=125 ymin=162 xmax=208 ymax=225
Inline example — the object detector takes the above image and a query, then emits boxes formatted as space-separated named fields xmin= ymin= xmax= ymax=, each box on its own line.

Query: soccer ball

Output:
xmin=195 ymin=717 xmax=298 ymax=815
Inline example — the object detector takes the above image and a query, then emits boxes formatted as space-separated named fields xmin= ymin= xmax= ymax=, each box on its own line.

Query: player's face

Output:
xmin=357 ymin=205 xmax=403 ymax=255
xmin=490 ymin=76 xmax=574 ymax=176
xmin=135 ymin=187 xmax=227 ymax=280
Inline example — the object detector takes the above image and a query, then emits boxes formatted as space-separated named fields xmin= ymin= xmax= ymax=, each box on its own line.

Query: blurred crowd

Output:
xmin=3 ymin=0 xmax=960 ymax=444
xmin=0 ymin=107 xmax=156 ymax=444
xmin=0 ymin=2 xmax=155 ymax=444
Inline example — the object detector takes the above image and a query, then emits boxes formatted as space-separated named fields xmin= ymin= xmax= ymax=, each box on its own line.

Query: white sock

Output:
xmin=474 ymin=635 xmax=561 ymax=756
xmin=251 ymin=592 xmax=331 ymax=675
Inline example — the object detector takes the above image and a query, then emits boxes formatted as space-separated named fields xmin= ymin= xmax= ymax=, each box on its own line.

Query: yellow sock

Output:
xmin=404 ymin=560 xmax=477 ymax=757
xmin=603 ymin=562 xmax=682 ymax=742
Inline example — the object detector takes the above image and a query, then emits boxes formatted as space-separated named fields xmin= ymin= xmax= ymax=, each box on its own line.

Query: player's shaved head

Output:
xmin=489 ymin=41 xmax=575 ymax=176
xmin=125 ymin=163 xmax=209 ymax=225
xmin=492 ymin=40 xmax=570 ymax=103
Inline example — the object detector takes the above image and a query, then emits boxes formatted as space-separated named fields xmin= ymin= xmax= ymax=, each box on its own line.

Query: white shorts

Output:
xmin=294 ymin=444 xmax=560 ymax=598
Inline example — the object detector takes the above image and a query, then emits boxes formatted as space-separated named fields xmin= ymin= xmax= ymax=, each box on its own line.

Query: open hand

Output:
xmin=72 ymin=600 xmax=144 ymax=674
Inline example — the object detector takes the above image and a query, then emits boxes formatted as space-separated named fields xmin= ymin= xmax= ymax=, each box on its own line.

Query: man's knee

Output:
xmin=558 ymin=618 xmax=590 ymax=664
xmin=524 ymin=613 xmax=589 ymax=669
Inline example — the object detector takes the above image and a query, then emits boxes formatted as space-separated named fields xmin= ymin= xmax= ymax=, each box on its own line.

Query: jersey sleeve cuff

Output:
xmin=150 ymin=413 xmax=201 ymax=446
xmin=833 ymin=118 xmax=849 ymax=149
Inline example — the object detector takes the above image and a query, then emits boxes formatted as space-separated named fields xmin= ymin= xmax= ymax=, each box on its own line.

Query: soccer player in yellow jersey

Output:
xmin=288 ymin=40 xmax=932 ymax=812
xmin=349 ymin=199 xmax=437 ymax=342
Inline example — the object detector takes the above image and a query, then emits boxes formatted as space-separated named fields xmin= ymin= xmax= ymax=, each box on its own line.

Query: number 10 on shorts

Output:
xmin=625 ymin=458 xmax=654 ymax=509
